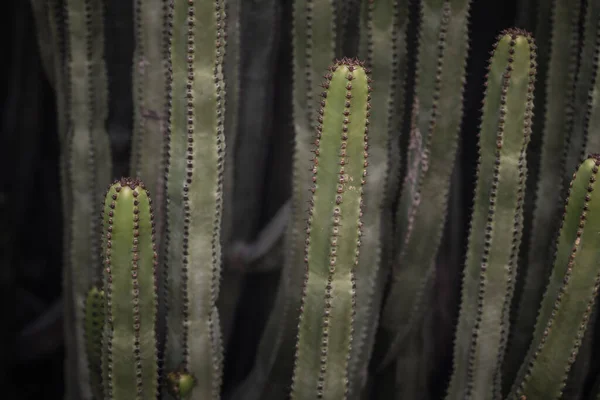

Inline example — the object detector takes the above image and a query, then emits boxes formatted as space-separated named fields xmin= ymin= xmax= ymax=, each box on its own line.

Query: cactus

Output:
xmin=129 ymin=0 xmax=169 ymax=251
xmin=290 ymin=57 xmax=371 ymax=400
xmin=163 ymin=0 xmax=226 ymax=398
xmin=100 ymin=178 xmax=159 ymax=400
xmin=508 ymin=155 xmax=600 ymax=399
xmin=446 ymin=28 xmax=536 ymax=400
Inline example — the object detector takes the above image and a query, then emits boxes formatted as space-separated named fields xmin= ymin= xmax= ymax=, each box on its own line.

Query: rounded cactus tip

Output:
xmin=498 ymin=27 xmax=533 ymax=39
xmin=112 ymin=176 xmax=145 ymax=190
xmin=166 ymin=369 xmax=196 ymax=399
xmin=330 ymin=57 xmax=370 ymax=73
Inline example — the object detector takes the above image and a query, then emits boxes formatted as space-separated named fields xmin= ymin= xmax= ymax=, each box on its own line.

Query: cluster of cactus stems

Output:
xmin=28 ymin=0 xmax=600 ymax=399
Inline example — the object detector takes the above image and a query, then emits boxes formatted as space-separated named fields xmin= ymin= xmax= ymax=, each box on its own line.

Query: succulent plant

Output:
xmin=447 ymin=28 xmax=536 ymax=400
xmin=290 ymin=58 xmax=371 ymax=400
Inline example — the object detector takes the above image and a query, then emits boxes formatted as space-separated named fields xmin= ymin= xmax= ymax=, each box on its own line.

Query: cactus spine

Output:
xmin=101 ymin=178 xmax=159 ymax=400
xmin=509 ymin=155 xmax=600 ymax=399
xmin=446 ymin=29 xmax=536 ymax=400
xmin=290 ymin=58 xmax=370 ymax=400
xmin=163 ymin=0 xmax=226 ymax=398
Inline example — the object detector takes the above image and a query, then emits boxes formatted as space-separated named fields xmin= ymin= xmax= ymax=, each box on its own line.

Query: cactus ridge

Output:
xmin=378 ymin=0 xmax=472 ymax=373
xmin=291 ymin=58 xmax=370 ymax=400
xmin=163 ymin=1 xmax=226 ymax=398
xmin=510 ymin=155 xmax=600 ymax=399
xmin=84 ymin=286 xmax=105 ymax=400
xmin=100 ymin=178 xmax=159 ymax=400
xmin=444 ymin=28 xmax=536 ymax=400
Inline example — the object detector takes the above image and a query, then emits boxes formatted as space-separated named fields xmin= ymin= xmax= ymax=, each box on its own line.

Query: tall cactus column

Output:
xmin=101 ymin=178 xmax=159 ymax=400
xmin=290 ymin=58 xmax=371 ymax=400
xmin=446 ymin=29 xmax=536 ymax=400
xmin=163 ymin=0 xmax=226 ymax=399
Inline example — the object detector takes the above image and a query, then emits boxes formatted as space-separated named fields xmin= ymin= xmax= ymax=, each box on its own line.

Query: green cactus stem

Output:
xmin=509 ymin=155 xmax=600 ymax=399
xmin=290 ymin=58 xmax=370 ymax=400
xmin=163 ymin=1 xmax=226 ymax=398
xmin=375 ymin=0 xmax=472 ymax=383
xmin=508 ymin=0 xmax=582 ymax=381
xmin=129 ymin=0 xmax=169 ymax=250
xmin=348 ymin=0 xmax=408 ymax=395
xmin=446 ymin=29 xmax=536 ymax=400
xmin=63 ymin=0 xmax=112 ymax=397
xmin=84 ymin=286 xmax=105 ymax=400
xmin=101 ymin=178 xmax=159 ymax=400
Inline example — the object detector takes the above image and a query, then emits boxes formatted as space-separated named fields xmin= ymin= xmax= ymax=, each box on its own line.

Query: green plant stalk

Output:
xmin=163 ymin=1 xmax=226 ymax=398
xmin=84 ymin=286 xmax=105 ymax=400
xmin=509 ymin=0 xmax=582 ymax=379
xmin=64 ymin=0 xmax=112 ymax=397
xmin=376 ymin=0 xmax=471 ymax=373
xmin=101 ymin=178 xmax=158 ymax=400
xmin=446 ymin=29 xmax=536 ymax=400
xmin=349 ymin=0 xmax=408 ymax=396
xmin=509 ymin=155 xmax=600 ymax=399
xmin=234 ymin=1 xmax=339 ymax=398
xmin=290 ymin=58 xmax=370 ymax=400
xmin=129 ymin=0 xmax=169 ymax=251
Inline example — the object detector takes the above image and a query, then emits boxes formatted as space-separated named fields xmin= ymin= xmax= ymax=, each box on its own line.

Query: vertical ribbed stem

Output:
xmin=163 ymin=1 xmax=226 ymax=398
xmin=129 ymin=0 xmax=169 ymax=250
xmin=290 ymin=58 xmax=370 ymax=400
xmin=446 ymin=29 xmax=536 ymax=400
xmin=101 ymin=178 xmax=159 ymax=400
